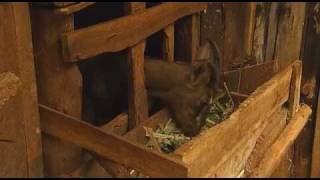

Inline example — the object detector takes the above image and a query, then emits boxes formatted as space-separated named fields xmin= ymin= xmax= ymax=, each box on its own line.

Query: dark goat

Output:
xmin=81 ymin=40 xmax=221 ymax=137
xmin=145 ymin=40 xmax=221 ymax=137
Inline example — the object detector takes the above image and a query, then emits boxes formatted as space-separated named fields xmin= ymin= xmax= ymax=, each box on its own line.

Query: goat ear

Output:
xmin=190 ymin=63 xmax=211 ymax=87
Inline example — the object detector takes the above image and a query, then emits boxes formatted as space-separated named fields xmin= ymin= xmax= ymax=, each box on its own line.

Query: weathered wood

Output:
xmin=32 ymin=2 xmax=77 ymax=8
xmin=54 ymin=2 xmax=96 ymax=15
xmin=163 ymin=24 xmax=175 ymax=62
xmin=288 ymin=61 xmax=302 ymax=119
xmin=125 ymin=2 xmax=149 ymax=130
xmin=174 ymin=64 xmax=292 ymax=177
xmin=244 ymin=2 xmax=256 ymax=58
xmin=200 ymin=2 xmax=224 ymax=61
xmin=265 ymin=2 xmax=279 ymax=61
xmin=93 ymin=109 xmax=169 ymax=178
xmin=252 ymin=2 xmax=267 ymax=64
xmin=223 ymin=3 xmax=253 ymax=71
xmin=0 ymin=72 xmax=21 ymax=109
xmin=311 ymin=87 xmax=320 ymax=177
xmin=61 ymin=2 xmax=206 ymax=61
xmin=30 ymin=7 xmax=84 ymax=176
xmin=39 ymin=104 xmax=188 ymax=178
xmin=0 ymin=3 xmax=44 ymax=177
xmin=222 ymin=60 xmax=279 ymax=94
xmin=244 ymin=108 xmax=288 ymax=177
xmin=274 ymin=3 xmax=306 ymax=69
xmin=100 ymin=113 xmax=128 ymax=136
xmin=250 ymin=105 xmax=312 ymax=178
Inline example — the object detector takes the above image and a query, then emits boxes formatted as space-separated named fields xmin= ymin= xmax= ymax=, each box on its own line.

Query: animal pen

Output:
xmin=0 ymin=2 xmax=320 ymax=178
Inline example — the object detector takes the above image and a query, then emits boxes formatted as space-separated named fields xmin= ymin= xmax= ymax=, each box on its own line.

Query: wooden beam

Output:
xmin=175 ymin=13 xmax=201 ymax=64
xmin=0 ymin=72 xmax=21 ymax=109
xmin=274 ymin=3 xmax=306 ymax=69
xmin=250 ymin=105 xmax=312 ymax=178
xmin=125 ymin=2 xmax=149 ymax=130
xmin=163 ymin=24 xmax=175 ymax=62
xmin=61 ymin=2 xmax=206 ymax=61
xmin=0 ymin=3 xmax=44 ymax=177
xmin=244 ymin=108 xmax=288 ymax=177
xmin=39 ymin=104 xmax=188 ymax=178
xmin=99 ymin=113 xmax=128 ymax=136
xmin=174 ymin=64 xmax=292 ymax=177
xmin=30 ymin=7 xmax=84 ymax=176
xmin=222 ymin=60 xmax=279 ymax=94
xmin=265 ymin=2 xmax=279 ymax=61
xmin=288 ymin=61 xmax=302 ymax=119
xmin=311 ymin=87 xmax=320 ymax=177
xmin=54 ymin=2 xmax=96 ymax=15
xmin=223 ymin=2 xmax=253 ymax=71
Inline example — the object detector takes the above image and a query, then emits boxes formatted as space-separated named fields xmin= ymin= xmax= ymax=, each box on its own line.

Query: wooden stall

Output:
xmin=0 ymin=2 xmax=316 ymax=178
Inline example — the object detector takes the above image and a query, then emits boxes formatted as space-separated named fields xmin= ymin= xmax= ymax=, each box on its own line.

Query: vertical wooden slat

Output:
xmin=30 ymin=7 xmax=84 ymax=176
xmin=0 ymin=2 xmax=44 ymax=177
xmin=163 ymin=24 xmax=175 ymax=62
xmin=311 ymin=88 xmax=320 ymax=177
xmin=125 ymin=2 xmax=149 ymax=130
xmin=271 ymin=2 xmax=307 ymax=177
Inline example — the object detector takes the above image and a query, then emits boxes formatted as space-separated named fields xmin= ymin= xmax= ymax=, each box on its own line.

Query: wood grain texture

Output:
xmin=61 ymin=2 xmax=206 ymax=61
xmin=174 ymin=64 xmax=292 ymax=177
xmin=163 ymin=24 xmax=175 ymax=62
xmin=39 ymin=104 xmax=188 ymax=178
xmin=0 ymin=3 xmax=44 ymax=177
xmin=222 ymin=60 xmax=279 ymax=94
xmin=250 ymin=105 xmax=312 ymax=178
xmin=30 ymin=7 xmax=84 ymax=177
xmin=54 ymin=2 xmax=96 ymax=15
xmin=244 ymin=108 xmax=288 ymax=177
xmin=0 ymin=72 xmax=21 ymax=109
xmin=125 ymin=2 xmax=149 ymax=130
xmin=311 ymin=87 xmax=320 ymax=177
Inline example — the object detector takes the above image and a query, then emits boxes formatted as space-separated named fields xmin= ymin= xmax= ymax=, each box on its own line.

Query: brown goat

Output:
xmin=145 ymin=40 xmax=221 ymax=137
xmin=81 ymin=40 xmax=221 ymax=137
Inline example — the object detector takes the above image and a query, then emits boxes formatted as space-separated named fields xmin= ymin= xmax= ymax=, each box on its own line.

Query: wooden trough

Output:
xmin=38 ymin=59 xmax=311 ymax=177
xmin=29 ymin=2 xmax=312 ymax=177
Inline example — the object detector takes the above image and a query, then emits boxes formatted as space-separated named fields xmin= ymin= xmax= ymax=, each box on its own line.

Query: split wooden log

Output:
xmin=39 ymin=104 xmax=188 ymax=178
xmin=54 ymin=2 xmax=96 ymax=15
xmin=61 ymin=2 xmax=206 ymax=61
xmin=250 ymin=104 xmax=312 ymax=178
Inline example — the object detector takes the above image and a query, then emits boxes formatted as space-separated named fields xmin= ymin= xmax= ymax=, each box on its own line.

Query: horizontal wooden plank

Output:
xmin=39 ymin=104 xmax=187 ymax=177
xmin=99 ymin=112 xmax=128 ymax=136
xmin=0 ymin=72 xmax=21 ymax=109
xmin=174 ymin=63 xmax=293 ymax=177
xmin=54 ymin=2 xmax=96 ymax=15
xmin=244 ymin=107 xmax=288 ymax=177
xmin=250 ymin=104 xmax=312 ymax=178
xmin=61 ymin=2 xmax=206 ymax=61
xmin=31 ymin=2 xmax=77 ymax=8
xmin=222 ymin=60 xmax=279 ymax=94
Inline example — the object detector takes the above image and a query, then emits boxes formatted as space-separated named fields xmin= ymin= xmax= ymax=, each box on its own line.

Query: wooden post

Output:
xmin=311 ymin=87 xmax=320 ymax=177
xmin=250 ymin=105 xmax=312 ymax=178
xmin=0 ymin=2 xmax=44 ymax=177
xmin=30 ymin=6 xmax=84 ymax=177
xmin=175 ymin=12 xmax=201 ymax=64
xmin=270 ymin=2 xmax=306 ymax=177
xmin=125 ymin=2 xmax=149 ymax=130
xmin=162 ymin=24 xmax=175 ymax=62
